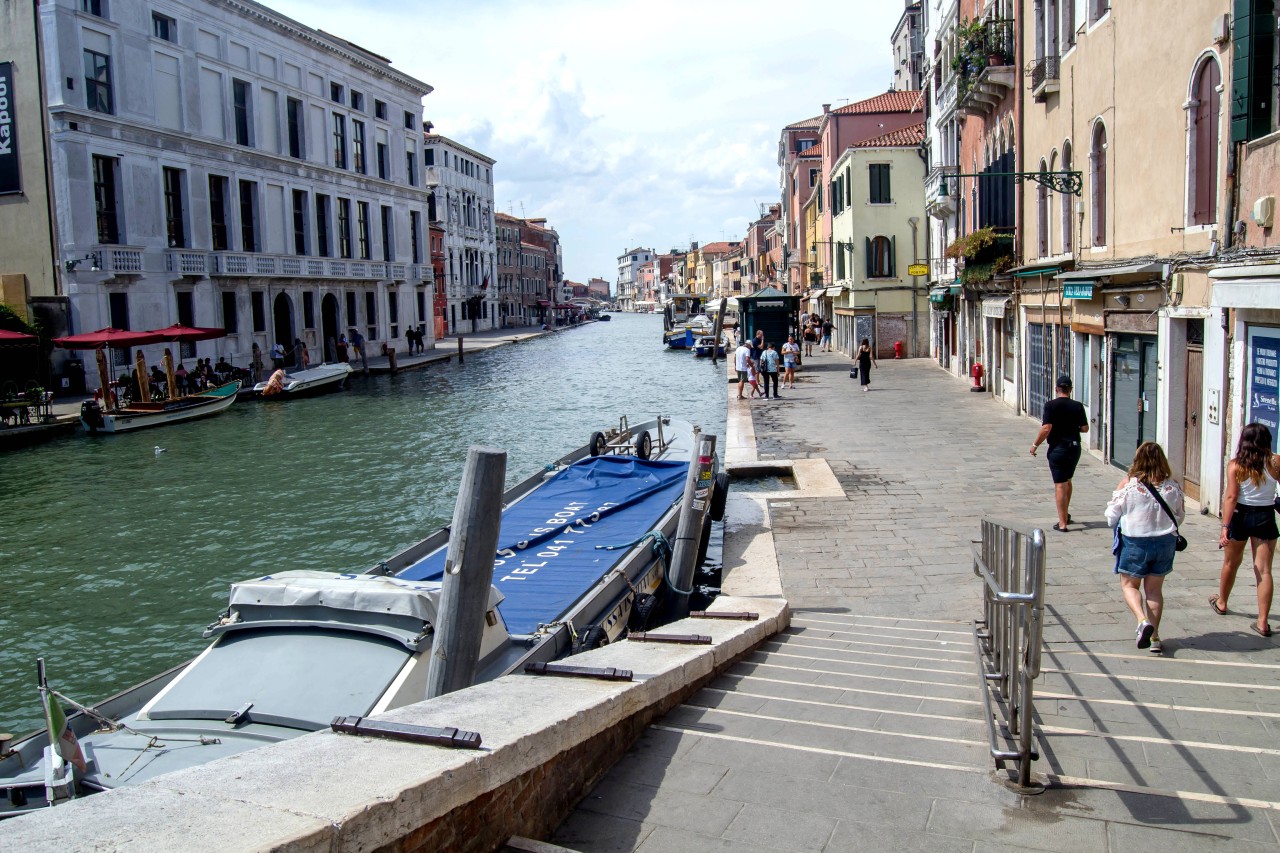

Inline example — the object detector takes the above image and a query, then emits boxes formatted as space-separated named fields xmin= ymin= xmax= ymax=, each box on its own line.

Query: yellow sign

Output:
xmin=907 ymin=263 xmax=929 ymax=277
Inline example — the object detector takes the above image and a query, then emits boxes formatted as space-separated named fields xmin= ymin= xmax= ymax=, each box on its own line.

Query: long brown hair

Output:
xmin=1234 ymin=423 xmax=1275 ymax=486
xmin=1127 ymin=441 xmax=1171 ymax=485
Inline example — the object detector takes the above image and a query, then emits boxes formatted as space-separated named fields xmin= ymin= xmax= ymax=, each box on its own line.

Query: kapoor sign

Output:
xmin=0 ymin=62 xmax=18 ymax=195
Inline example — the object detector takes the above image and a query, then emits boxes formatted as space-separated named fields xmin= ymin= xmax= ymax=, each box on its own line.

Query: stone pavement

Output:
xmin=551 ymin=355 xmax=1280 ymax=852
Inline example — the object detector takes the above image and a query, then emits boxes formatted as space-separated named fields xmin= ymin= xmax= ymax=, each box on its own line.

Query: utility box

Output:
xmin=737 ymin=286 xmax=801 ymax=350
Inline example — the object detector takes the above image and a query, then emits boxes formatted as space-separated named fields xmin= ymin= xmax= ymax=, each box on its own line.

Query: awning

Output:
xmin=981 ymin=296 xmax=1011 ymax=318
xmin=824 ymin=286 xmax=845 ymax=297
xmin=928 ymin=286 xmax=951 ymax=304
xmin=1209 ymin=264 xmax=1280 ymax=309
xmin=537 ymin=300 xmax=551 ymax=307
xmin=1054 ymin=262 xmax=1164 ymax=282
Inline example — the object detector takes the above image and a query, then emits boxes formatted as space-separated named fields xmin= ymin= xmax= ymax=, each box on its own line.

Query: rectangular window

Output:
xmin=352 ymin=120 xmax=366 ymax=173
xmin=404 ymin=109 xmax=415 ymax=129
xmin=425 ymin=148 xmax=435 ymax=166
xmin=374 ymin=99 xmax=387 ymax=120
xmin=84 ymin=49 xmax=113 ymax=114
xmin=286 ymin=97 xmax=304 ymax=158
xmin=337 ymin=198 xmax=352 ymax=258
xmin=410 ymin=211 xmax=421 ymax=263
xmin=221 ymin=290 xmax=238 ymax=333
xmin=388 ymin=287 xmax=399 ymax=339
xmin=108 ymin=292 xmax=129 ymax=329
xmin=350 ymin=90 xmax=363 ymax=111
xmin=357 ymin=201 xmax=371 ymax=260
xmin=152 ymin=12 xmax=176 ymax=41
xmin=346 ymin=291 xmax=358 ymax=329
xmin=292 ymin=189 xmax=308 ymax=255
xmin=376 ymin=142 xmax=388 ymax=180
xmin=238 ymin=180 xmax=258 ymax=252
xmin=92 ymin=155 xmax=120 ymax=244
xmin=332 ymin=113 xmax=347 ymax=168
xmin=208 ymin=174 xmax=229 ymax=250
xmin=416 ymin=290 xmax=425 ymax=323
xmin=176 ymin=290 xmax=194 ymax=327
xmin=163 ymin=166 xmax=186 ymax=248
xmin=329 ymin=82 xmax=343 ymax=103
xmin=365 ymin=290 xmax=377 ymax=340
xmin=405 ymin=150 xmax=417 ymax=186
xmin=232 ymin=79 xmax=250 ymax=146
xmin=315 ymin=194 xmax=331 ymax=257
xmin=380 ymin=205 xmax=393 ymax=262
xmin=303 ymin=291 xmax=315 ymax=329
xmin=808 ymin=168 xmax=818 ymax=188
xmin=869 ymin=163 xmax=892 ymax=204
xmin=82 ymin=0 xmax=105 ymax=15
xmin=251 ymin=290 xmax=265 ymax=332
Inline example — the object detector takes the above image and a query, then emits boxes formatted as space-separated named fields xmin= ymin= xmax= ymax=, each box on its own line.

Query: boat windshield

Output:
xmin=144 ymin=627 xmax=410 ymax=730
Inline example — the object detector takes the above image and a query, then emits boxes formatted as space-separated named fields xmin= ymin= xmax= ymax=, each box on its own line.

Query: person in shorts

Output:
xmin=1030 ymin=375 xmax=1089 ymax=532
xmin=1106 ymin=442 xmax=1184 ymax=652
xmin=781 ymin=335 xmax=800 ymax=388
xmin=820 ymin=319 xmax=834 ymax=352
xmin=734 ymin=340 xmax=753 ymax=400
xmin=1212 ymin=422 xmax=1280 ymax=637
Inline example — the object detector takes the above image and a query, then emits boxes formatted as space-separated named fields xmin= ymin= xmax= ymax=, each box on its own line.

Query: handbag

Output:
xmin=1141 ymin=480 xmax=1188 ymax=551
xmin=849 ymin=364 xmax=859 ymax=379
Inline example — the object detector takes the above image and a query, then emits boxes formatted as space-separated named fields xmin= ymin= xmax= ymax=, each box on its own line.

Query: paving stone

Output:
xmin=925 ymin=797 xmax=1109 ymax=852
xmin=551 ymin=810 xmax=655 ymax=853
xmin=720 ymin=803 xmax=837 ymax=851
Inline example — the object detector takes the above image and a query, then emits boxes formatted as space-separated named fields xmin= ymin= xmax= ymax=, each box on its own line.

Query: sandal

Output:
xmin=1251 ymin=623 xmax=1273 ymax=638
xmin=1052 ymin=523 xmax=1069 ymax=533
xmin=1209 ymin=596 xmax=1228 ymax=616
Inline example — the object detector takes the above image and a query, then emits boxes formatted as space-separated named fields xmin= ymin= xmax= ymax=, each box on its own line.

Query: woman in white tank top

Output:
xmin=1213 ymin=422 xmax=1280 ymax=637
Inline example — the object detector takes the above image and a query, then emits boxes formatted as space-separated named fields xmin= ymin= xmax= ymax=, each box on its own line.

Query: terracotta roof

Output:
xmin=851 ymin=122 xmax=926 ymax=148
xmin=831 ymin=90 xmax=922 ymax=116
xmin=798 ymin=144 xmax=821 ymax=157
xmin=785 ymin=115 xmax=823 ymax=130
xmin=699 ymin=241 xmax=740 ymax=256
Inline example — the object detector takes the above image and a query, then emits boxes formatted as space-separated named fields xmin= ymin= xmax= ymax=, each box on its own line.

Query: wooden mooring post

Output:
xmin=457 ymin=336 xmax=465 ymax=364
xmin=425 ymin=445 xmax=507 ymax=699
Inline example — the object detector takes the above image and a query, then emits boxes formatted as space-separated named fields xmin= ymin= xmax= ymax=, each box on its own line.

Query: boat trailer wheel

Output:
xmin=634 ymin=431 xmax=652 ymax=460
xmin=589 ymin=431 xmax=607 ymax=457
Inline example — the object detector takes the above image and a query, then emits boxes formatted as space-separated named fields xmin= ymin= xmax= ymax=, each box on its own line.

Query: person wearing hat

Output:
xmin=1030 ymin=375 xmax=1090 ymax=532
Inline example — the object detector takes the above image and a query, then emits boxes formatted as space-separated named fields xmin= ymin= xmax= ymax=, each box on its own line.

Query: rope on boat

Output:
xmin=594 ymin=530 xmax=691 ymax=596
xmin=50 ymin=688 xmax=222 ymax=752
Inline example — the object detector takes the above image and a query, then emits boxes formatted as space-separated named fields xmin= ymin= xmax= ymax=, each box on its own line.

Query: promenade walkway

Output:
xmin=551 ymin=356 xmax=1280 ymax=852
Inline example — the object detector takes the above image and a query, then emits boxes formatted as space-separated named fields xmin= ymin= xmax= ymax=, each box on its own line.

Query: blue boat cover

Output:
xmin=397 ymin=456 xmax=689 ymax=634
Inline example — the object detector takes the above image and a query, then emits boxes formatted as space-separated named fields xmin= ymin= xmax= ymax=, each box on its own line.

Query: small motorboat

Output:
xmin=692 ymin=333 xmax=728 ymax=358
xmin=0 ymin=415 xmax=726 ymax=817
xmin=250 ymin=363 xmax=353 ymax=399
xmin=598 ymin=313 xmax=612 ymax=321
xmin=79 ymin=381 xmax=240 ymax=434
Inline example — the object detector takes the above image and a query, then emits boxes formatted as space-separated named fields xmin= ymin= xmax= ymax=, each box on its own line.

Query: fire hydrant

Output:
xmin=893 ymin=340 xmax=905 ymax=359
xmin=971 ymin=362 xmax=985 ymax=392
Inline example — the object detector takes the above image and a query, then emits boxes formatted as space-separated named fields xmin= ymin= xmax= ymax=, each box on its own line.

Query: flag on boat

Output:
xmin=46 ymin=692 xmax=87 ymax=772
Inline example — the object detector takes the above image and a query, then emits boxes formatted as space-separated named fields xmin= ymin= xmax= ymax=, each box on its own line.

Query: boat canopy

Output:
xmin=397 ymin=456 xmax=688 ymax=634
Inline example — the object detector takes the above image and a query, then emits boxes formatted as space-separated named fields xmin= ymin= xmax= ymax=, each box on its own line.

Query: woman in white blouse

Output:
xmin=1106 ymin=442 xmax=1185 ymax=653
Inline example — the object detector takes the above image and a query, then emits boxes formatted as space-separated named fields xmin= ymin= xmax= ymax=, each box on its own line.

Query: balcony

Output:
xmin=165 ymin=249 xmax=208 ymax=277
xmin=1028 ymin=56 xmax=1060 ymax=101
xmin=954 ymin=19 xmax=1016 ymax=118
xmin=926 ymin=165 xmax=958 ymax=217
xmin=203 ymin=252 xmax=429 ymax=282
xmin=937 ymin=74 xmax=958 ymax=116
xmin=96 ymin=246 xmax=145 ymax=276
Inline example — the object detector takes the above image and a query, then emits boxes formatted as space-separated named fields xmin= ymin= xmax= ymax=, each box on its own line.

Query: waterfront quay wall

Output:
xmin=6 ymin=597 xmax=788 ymax=852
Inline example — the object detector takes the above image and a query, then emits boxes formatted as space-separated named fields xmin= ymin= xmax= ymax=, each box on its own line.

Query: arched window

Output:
xmin=1189 ymin=57 xmax=1221 ymax=226
xmin=1090 ymin=123 xmax=1107 ymax=247
xmin=1060 ymin=141 xmax=1074 ymax=254
xmin=865 ymin=235 xmax=896 ymax=278
xmin=1037 ymin=158 xmax=1050 ymax=258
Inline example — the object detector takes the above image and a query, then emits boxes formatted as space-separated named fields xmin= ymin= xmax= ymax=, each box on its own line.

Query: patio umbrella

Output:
xmin=53 ymin=328 xmax=166 ymax=349
xmin=144 ymin=324 xmax=227 ymax=342
xmin=0 ymin=329 xmax=36 ymax=341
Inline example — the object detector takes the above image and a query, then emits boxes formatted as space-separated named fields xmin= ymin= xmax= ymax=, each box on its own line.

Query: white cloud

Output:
xmin=269 ymin=0 xmax=901 ymax=281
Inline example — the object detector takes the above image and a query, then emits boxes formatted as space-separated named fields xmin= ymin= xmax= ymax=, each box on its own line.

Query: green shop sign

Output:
xmin=1063 ymin=283 xmax=1094 ymax=299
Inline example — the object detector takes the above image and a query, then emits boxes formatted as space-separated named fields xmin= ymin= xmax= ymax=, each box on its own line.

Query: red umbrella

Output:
xmin=145 ymin=324 xmax=227 ymax=342
xmin=0 ymin=329 xmax=36 ymax=342
xmin=53 ymin=328 xmax=165 ymax=349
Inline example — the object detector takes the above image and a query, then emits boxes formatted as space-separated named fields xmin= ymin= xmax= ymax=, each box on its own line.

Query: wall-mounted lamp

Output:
xmin=1114 ymin=294 xmax=1130 ymax=308
xmin=64 ymin=253 xmax=100 ymax=273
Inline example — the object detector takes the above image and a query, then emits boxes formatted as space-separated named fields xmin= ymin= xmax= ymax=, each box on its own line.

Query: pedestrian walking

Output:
xmin=747 ymin=362 xmax=762 ymax=398
xmin=802 ymin=322 xmax=816 ymax=357
xmin=349 ymin=328 xmax=368 ymax=373
xmin=821 ymin=319 xmax=834 ymax=352
xmin=782 ymin=335 xmax=800 ymax=389
xmin=734 ymin=339 xmax=753 ymax=400
xmin=760 ymin=343 xmax=781 ymax=399
xmin=1029 ymin=375 xmax=1089 ymax=532
xmin=1106 ymin=441 xmax=1185 ymax=653
xmin=1212 ymin=422 xmax=1280 ymax=637
xmin=855 ymin=338 xmax=876 ymax=392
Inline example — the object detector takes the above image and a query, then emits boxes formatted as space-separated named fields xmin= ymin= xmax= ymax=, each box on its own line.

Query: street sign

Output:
xmin=907 ymin=263 xmax=929 ymax=277
xmin=1063 ymin=283 xmax=1094 ymax=299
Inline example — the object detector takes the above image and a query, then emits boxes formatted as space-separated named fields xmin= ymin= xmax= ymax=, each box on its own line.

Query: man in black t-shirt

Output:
xmin=1030 ymin=375 xmax=1090 ymax=532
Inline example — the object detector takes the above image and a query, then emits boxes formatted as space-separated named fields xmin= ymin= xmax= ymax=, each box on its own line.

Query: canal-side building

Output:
xmin=615 ymin=246 xmax=653 ymax=311
xmin=424 ymin=132 xmax=497 ymax=334
xmin=495 ymin=211 xmax=521 ymax=326
xmin=890 ymin=2 xmax=924 ymax=93
xmin=25 ymin=0 xmax=436 ymax=385
xmin=776 ymin=114 xmax=821 ymax=294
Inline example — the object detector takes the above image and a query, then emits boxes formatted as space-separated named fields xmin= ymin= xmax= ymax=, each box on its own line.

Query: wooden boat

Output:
xmin=0 ymin=415 xmax=726 ymax=816
xmin=249 ymin=363 xmax=353 ymax=399
xmin=79 ymin=381 xmax=240 ymax=434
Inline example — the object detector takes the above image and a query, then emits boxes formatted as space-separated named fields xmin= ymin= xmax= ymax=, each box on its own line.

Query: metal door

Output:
xmin=1184 ymin=346 xmax=1204 ymax=500
xmin=1110 ymin=334 xmax=1158 ymax=469
xmin=1028 ymin=323 xmax=1049 ymax=417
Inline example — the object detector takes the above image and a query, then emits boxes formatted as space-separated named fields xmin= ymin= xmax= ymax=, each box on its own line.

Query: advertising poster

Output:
xmin=1247 ymin=326 xmax=1280 ymax=451
xmin=0 ymin=61 xmax=19 ymax=195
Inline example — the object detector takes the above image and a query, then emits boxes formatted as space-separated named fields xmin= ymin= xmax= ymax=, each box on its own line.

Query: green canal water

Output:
xmin=0 ymin=314 xmax=726 ymax=735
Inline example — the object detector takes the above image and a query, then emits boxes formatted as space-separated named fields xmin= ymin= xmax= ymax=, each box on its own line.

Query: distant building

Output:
xmin=615 ymin=246 xmax=653 ymax=311
xmin=891 ymin=2 xmax=924 ymax=92
xmin=587 ymin=277 xmax=610 ymax=300
xmin=424 ymin=133 xmax=497 ymax=333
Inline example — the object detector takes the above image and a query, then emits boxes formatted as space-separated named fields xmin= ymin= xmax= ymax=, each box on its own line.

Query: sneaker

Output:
xmin=1136 ymin=621 xmax=1155 ymax=650
xmin=1149 ymin=637 xmax=1163 ymax=654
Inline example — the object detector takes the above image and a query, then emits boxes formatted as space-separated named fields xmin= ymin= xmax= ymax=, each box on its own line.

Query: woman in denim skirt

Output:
xmin=1106 ymin=442 xmax=1185 ymax=653
xmin=1212 ymin=422 xmax=1280 ymax=637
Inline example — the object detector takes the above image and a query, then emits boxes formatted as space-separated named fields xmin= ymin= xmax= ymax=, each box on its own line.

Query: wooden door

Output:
xmin=1184 ymin=346 xmax=1204 ymax=501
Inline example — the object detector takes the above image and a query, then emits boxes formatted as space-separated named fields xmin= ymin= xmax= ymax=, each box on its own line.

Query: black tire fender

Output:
xmin=634 ymin=431 xmax=652 ymax=460
xmin=589 ymin=431 xmax=607 ymax=457
xmin=628 ymin=592 xmax=659 ymax=631
xmin=576 ymin=624 xmax=610 ymax=653
xmin=709 ymin=471 xmax=730 ymax=521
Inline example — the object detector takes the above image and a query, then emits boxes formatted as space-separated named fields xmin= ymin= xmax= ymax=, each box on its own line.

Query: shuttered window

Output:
xmin=869 ymin=163 xmax=892 ymax=204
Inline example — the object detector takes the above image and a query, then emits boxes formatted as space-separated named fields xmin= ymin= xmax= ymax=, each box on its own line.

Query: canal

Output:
xmin=0 ymin=314 xmax=727 ymax=734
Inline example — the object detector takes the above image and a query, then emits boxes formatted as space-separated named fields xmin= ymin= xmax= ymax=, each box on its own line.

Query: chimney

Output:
xmin=822 ymin=103 xmax=831 ymax=114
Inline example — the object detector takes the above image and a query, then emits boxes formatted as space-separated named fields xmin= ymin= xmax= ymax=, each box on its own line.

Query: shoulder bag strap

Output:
xmin=1140 ymin=480 xmax=1179 ymax=532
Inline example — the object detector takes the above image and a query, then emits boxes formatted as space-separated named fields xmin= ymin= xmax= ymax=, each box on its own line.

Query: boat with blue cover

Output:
xmin=0 ymin=416 xmax=724 ymax=817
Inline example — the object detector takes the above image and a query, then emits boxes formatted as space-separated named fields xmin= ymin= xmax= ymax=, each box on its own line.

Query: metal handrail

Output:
xmin=971 ymin=518 xmax=1046 ymax=791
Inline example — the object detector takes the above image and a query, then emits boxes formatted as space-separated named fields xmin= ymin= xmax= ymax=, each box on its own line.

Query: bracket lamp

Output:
xmin=64 ymin=253 xmax=100 ymax=273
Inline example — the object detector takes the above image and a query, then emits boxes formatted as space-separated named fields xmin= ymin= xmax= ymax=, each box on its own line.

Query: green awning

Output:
xmin=1013 ymin=266 xmax=1062 ymax=278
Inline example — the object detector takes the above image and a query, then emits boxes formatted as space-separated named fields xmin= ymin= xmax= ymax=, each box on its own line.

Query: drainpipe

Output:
xmin=908 ymin=216 xmax=921 ymax=358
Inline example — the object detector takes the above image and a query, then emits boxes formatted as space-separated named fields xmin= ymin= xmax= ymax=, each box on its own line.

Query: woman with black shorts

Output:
xmin=1212 ymin=422 xmax=1280 ymax=637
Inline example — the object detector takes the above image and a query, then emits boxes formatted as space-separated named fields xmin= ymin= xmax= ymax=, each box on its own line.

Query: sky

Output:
xmin=270 ymin=0 xmax=905 ymax=285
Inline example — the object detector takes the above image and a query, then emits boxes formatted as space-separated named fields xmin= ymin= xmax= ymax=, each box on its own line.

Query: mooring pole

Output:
xmin=665 ymin=432 xmax=718 ymax=621
xmin=711 ymin=297 xmax=727 ymax=366
xmin=425 ymin=446 xmax=507 ymax=699
xmin=457 ymin=335 xmax=464 ymax=364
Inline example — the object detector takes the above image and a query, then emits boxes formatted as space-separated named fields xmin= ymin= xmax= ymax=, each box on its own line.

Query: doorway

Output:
xmin=273 ymin=293 xmax=296 ymax=367
xmin=321 ymin=293 xmax=340 ymax=363
xmin=1110 ymin=333 xmax=1158 ymax=469
xmin=1183 ymin=323 xmax=1204 ymax=501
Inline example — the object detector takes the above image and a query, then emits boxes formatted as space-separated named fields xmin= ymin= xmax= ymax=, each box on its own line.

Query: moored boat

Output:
xmin=0 ymin=415 xmax=724 ymax=817
xmin=79 ymin=381 xmax=241 ymax=434
xmin=249 ymin=363 xmax=353 ymax=399
xmin=692 ymin=333 xmax=728 ymax=358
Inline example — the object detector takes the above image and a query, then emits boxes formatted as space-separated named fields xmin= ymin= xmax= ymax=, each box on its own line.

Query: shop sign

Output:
xmin=907 ymin=263 xmax=929 ymax=277
xmin=1063 ymin=283 xmax=1094 ymax=299
xmin=0 ymin=62 xmax=19 ymax=196
xmin=1248 ymin=326 xmax=1280 ymax=451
